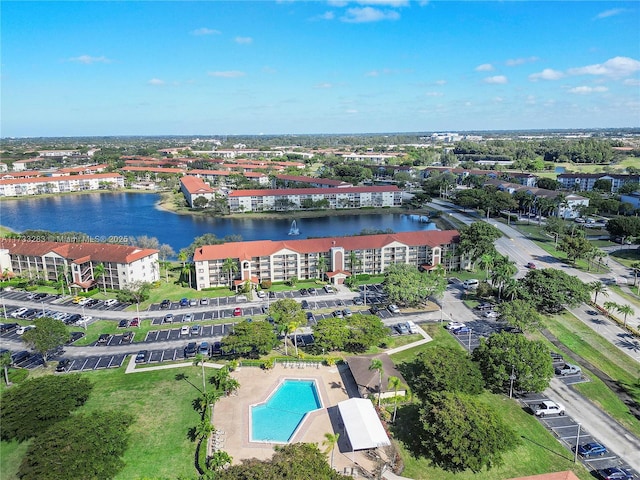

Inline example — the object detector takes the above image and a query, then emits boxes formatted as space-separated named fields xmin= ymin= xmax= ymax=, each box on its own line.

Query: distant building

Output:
xmin=557 ymin=173 xmax=640 ymax=193
xmin=227 ymin=186 xmax=402 ymax=212
xmin=0 ymin=173 xmax=124 ymax=197
xmin=620 ymin=192 xmax=640 ymax=210
xmin=274 ymin=174 xmax=352 ymax=188
xmin=192 ymin=230 xmax=460 ymax=290
xmin=189 ymin=169 xmax=269 ymax=186
xmin=0 ymin=239 xmax=159 ymax=290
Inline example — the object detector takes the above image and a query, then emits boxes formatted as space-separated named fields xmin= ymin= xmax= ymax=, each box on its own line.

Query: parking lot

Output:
xmin=1 ymin=290 xmax=129 ymax=312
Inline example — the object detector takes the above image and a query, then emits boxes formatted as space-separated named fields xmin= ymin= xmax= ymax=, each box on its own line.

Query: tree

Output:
xmin=558 ymin=235 xmax=593 ymax=266
xmin=348 ymin=250 xmax=361 ymax=278
xmin=270 ymin=299 xmax=307 ymax=356
xmin=490 ymin=255 xmax=517 ymax=299
xmin=312 ymin=317 xmax=351 ymax=352
xmin=401 ymin=346 xmax=484 ymax=401
xmin=17 ymin=410 xmax=133 ymax=480
xmin=343 ymin=313 xmax=388 ymax=353
xmin=589 ymin=281 xmax=609 ymax=305
xmin=606 ymin=216 xmax=640 ymax=243
xmin=223 ymin=320 xmax=279 ymax=357
xmin=457 ymin=222 xmax=502 ymax=267
xmin=322 ymin=432 xmax=340 ymax=469
xmin=536 ymin=178 xmax=560 ymax=190
xmin=383 ymin=263 xmax=446 ymax=307
xmin=1 ymin=350 xmax=11 ymax=385
xmin=517 ymin=268 xmax=590 ymax=314
xmin=419 ymin=392 xmax=519 ymax=473
xmin=222 ymin=257 xmax=239 ymax=289
xmin=116 ymin=280 xmax=151 ymax=305
xmin=21 ymin=317 xmax=69 ymax=367
xmin=543 ymin=217 xmax=565 ymax=248
xmin=614 ymin=303 xmax=635 ymax=327
xmin=93 ymin=262 xmax=107 ymax=294
xmin=316 ymin=255 xmax=327 ymax=280
xmin=630 ymin=261 xmax=640 ymax=286
xmin=472 ymin=332 xmax=554 ymax=394
xmin=497 ymin=299 xmax=542 ymax=332
xmin=159 ymin=243 xmax=176 ymax=283
xmin=1 ymin=374 xmax=93 ymax=441
xmin=388 ymin=376 xmax=402 ymax=423
xmin=370 ymin=359 xmax=384 ymax=407
xmin=478 ymin=253 xmax=495 ymax=281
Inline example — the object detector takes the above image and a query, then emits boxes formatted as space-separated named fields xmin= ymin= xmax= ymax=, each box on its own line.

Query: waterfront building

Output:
xmin=0 ymin=173 xmax=124 ymax=197
xmin=557 ymin=173 xmax=640 ymax=193
xmin=0 ymin=239 xmax=159 ymax=290
xmin=227 ymin=185 xmax=402 ymax=212
xmin=274 ymin=174 xmax=352 ymax=188
xmin=192 ymin=230 xmax=460 ymax=290
xmin=180 ymin=176 xmax=218 ymax=207
xmin=189 ymin=169 xmax=269 ymax=186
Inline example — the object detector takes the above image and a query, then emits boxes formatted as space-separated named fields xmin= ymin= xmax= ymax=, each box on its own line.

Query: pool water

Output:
xmin=250 ymin=379 xmax=322 ymax=443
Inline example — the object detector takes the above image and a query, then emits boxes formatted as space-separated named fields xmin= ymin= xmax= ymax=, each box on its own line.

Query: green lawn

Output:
xmin=609 ymin=248 xmax=640 ymax=269
xmin=0 ymin=439 xmax=30 ymax=480
xmin=540 ymin=312 xmax=640 ymax=437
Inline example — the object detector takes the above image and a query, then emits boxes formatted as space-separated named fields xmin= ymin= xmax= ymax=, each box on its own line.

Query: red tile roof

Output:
xmin=190 ymin=169 xmax=267 ymax=178
xmin=0 ymin=239 xmax=158 ymax=264
xmin=121 ymin=166 xmax=186 ymax=174
xmin=275 ymin=174 xmax=352 ymax=186
xmin=228 ymin=185 xmax=400 ymax=197
xmin=194 ymin=230 xmax=458 ymax=261
xmin=180 ymin=176 xmax=216 ymax=194
xmin=0 ymin=173 xmax=122 ymax=185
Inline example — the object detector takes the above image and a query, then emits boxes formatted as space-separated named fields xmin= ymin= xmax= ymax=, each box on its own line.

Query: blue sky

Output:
xmin=1 ymin=1 xmax=639 ymax=137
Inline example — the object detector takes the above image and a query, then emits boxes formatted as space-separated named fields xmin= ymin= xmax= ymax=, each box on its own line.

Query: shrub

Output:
xmin=261 ymin=279 xmax=272 ymax=289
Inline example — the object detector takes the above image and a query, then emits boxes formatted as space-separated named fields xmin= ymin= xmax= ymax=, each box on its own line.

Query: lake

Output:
xmin=0 ymin=193 xmax=437 ymax=252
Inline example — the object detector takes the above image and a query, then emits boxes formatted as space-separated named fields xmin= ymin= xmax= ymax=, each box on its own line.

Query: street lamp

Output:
xmin=574 ymin=423 xmax=581 ymax=463
xmin=468 ymin=328 xmax=473 ymax=353
xmin=509 ymin=365 xmax=516 ymax=399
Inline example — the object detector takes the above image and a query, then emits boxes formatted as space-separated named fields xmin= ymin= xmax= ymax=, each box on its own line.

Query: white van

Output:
xmin=462 ymin=279 xmax=479 ymax=289
xmin=406 ymin=321 xmax=419 ymax=334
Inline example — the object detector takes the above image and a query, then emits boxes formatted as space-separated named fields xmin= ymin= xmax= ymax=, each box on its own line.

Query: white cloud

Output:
xmin=207 ymin=71 xmax=246 ymax=78
xmin=346 ymin=109 xmax=358 ymax=114
xmin=505 ymin=56 xmax=539 ymax=66
xmin=475 ymin=63 xmax=494 ymax=72
xmin=529 ymin=68 xmax=565 ymax=81
xmin=315 ymin=11 xmax=335 ymax=20
xmin=340 ymin=7 xmax=400 ymax=23
xmin=68 ymin=55 xmax=111 ymax=64
xmin=365 ymin=68 xmax=397 ymax=77
xmin=568 ymin=86 xmax=609 ymax=94
xmin=484 ymin=75 xmax=507 ymax=84
xmin=493 ymin=97 xmax=504 ymax=103
xmin=568 ymin=56 xmax=640 ymax=79
xmin=595 ymin=8 xmax=625 ymax=19
xmin=624 ymin=78 xmax=640 ymax=86
xmin=314 ymin=83 xmax=333 ymax=89
xmin=434 ymin=79 xmax=447 ymax=85
xmin=425 ymin=91 xmax=443 ymax=97
xmin=147 ymin=78 xmax=165 ymax=86
xmin=191 ymin=27 xmax=221 ymax=36
xmin=235 ymin=37 xmax=253 ymax=45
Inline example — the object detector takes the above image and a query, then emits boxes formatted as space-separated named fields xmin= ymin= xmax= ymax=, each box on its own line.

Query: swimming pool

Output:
xmin=250 ymin=379 xmax=322 ymax=443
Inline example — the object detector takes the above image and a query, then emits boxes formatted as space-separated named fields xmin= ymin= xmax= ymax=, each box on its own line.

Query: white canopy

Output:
xmin=337 ymin=398 xmax=391 ymax=451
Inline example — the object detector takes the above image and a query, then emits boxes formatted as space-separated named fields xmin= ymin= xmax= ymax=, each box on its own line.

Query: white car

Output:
xmin=180 ymin=325 xmax=190 ymax=335
xmin=533 ymin=400 xmax=565 ymax=417
xmin=11 ymin=307 xmax=28 ymax=318
xmin=103 ymin=299 xmax=118 ymax=307
xmin=406 ymin=320 xmax=419 ymax=334
xmin=16 ymin=325 xmax=36 ymax=335
xmin=256 ymin=291 xmax=266 ymax=299
xmin=387 ymin=304 xmax=400 ymax=314
xmin=483 ymin=311 xmax=499 ymax=318
xmin=183 ymin=313 xmax=193 ymax=322
xmin=445 ymin=321 xmax=466 ymax=330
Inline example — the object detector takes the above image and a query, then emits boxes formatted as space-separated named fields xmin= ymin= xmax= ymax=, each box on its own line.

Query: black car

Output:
xmin=33 ymin=292 xmax=48 ymax=300
xmin=160 ymin=299 xmax=171 ymax=309
xmin=118 ymin=319 xmax=130 ymax=328
xmin=211 ymin=341 xmax=223 ymax=356
xmin=268 ymin=291 xmax=276 ymax=298
xmin=135 ymin=350 xmax=148 ymax=363
xmin=66 ymin=314 xmax=82 ymax=325
xmin=97 ymin=333 xmax=112 ymax=345
xmin=85 ymin=299 xmax=100 ymax=307
xmin=307 ymin=288 xmax=316 ymax=295
xmin=597 ymin=467 xmax=634 ymax=480
xmin=301 ymin=300 xmax=310 ymax=309
xmin=184 ymin=342 xmax=197 ymax=358
xmin=353 ymin=297 xmax=363 ymax=305
xmin=55 ymin=358 xmax=71 ymax=372
xmin=67 ymin=331 xmax=85 ymax=344
xmin=0 ymin=323 xmax=18 ymax=333
xmin=299 ymin=288 xmax=309 ymax=296
xmin=370 ymin=305 xmax=380 ymax=314
xmin=121 ymin=331 xmax=134 ymax=343
xmin=306 ymin=311 xmax=315 ymax=322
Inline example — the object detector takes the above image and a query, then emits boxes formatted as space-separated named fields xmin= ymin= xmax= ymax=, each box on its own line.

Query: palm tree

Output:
xmin=348 ymin=250 xmax=361 ymax=278
xmin=388 ymin=376 xmax=402 ymax=423
xmin=322 ymin=432 xmax=340 ymax=469
xmin=288 ymin=319 xmax=303 ymax=357
xmin=221 ymin=258 xmax=238 ymax=289
xmin=93 ymin=263 xmax=107 ymax=295
xmin=478 ymin=253 xmax=494 ymax=280
xmin=615 ymin=304 xmax=635 ymax=327
xmin=589 ymin=281 xmax=608 ymax=305
xmin=1 ymin=351 xmax=12 ymax=386
xmin=369 ymin=358 xmax=384 ymax=407
xmin=630 ymin=261 xmax=640 ymax=286
xmin=603 ymin=301 xmax=619 ymax=317
xmin=178 ymin=250 xmax=193 ymax=287
xmin=194 ymin=419 xmax=214 ymax=442
xmin=502 ymin=278 xmax=520 ymax=301
xmin=317 ymin=255 xmax=327 ymax=280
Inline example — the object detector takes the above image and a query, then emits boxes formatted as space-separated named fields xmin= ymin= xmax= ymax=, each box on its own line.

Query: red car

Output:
xmin=525 ymin=262 xmax=537 ymax=269
xmin=233 ymin=307 xmax=242 ymax=317
xmin=130 ymin=318 xmax=140 ymax=327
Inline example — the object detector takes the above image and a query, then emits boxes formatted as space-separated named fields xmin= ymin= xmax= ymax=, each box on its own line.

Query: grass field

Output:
xmin=609 ymin=249 xmax=640 ymax=269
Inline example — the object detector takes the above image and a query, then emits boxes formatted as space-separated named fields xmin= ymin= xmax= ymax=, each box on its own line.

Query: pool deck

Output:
xmin=212 ymin=362 xmax=380 ymax=475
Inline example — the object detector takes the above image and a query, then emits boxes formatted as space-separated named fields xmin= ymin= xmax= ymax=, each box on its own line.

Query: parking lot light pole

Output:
xmin=509 ymin=365 xmax=516 ymax=399
xmin=41 ymin=301 xmax=46 ymax=317
xmin=468 ymin=328 xmax=472 ymax=353
xmin=574 ymin=423 xmax=581 ymax=463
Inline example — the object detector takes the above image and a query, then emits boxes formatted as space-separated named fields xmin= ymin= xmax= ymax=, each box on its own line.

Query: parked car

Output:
xmin=555 ymin=363 xmax=581 ymax=376
xmin=233 ymin=307 xmax=242 ymax=317
xmin=191 ymin=324 xmax=201 ymax=336
xmin=475 ymin=302 xmax=495 ymax=311
xmin=525 ymin=262 xmax=537 ymax=269
xmin=163 ymin=314 xmax=174 ymax=323
xmin=200 ymin=298 xmax=209 ymax=305
xmin=10 ymin=308 xmax=28 ymax=318
xmin=67 ymin=331 xmax=85 ymax=344
xmin=452 ymin=326 xmax=471 ymax=335
xmin=597 ymin=467 xmax=634 ymax=480
xmin=121 ymin=331 xmax=134 ymax=343
xmin=179 ymin=298 xmax=189 ymax=307
xmin=575 ymin=442 xmax=607 ymax=458
xmin=10 ymin=350 xmax=31 ymax=365
xmin=180 ymin=325 xmax=190 ymax=335
xmin=183 ymin=313 xmax=193 ymax=322
xmin=268 ymin=291 xmax=276 ymax=298
xmin=256 ymin=290 xmax=266 ymax=299
xmin=184 ymin=342 xmax=197 ymax=358
xmin=85 ymin=299 xmax=100 ymax=307
xmin=353 ymin=297 xmax=363 ymax=305
xmin=333 ymin=310 xmax=344 ymax=318
xmin=16 ymin=325 xmax=36 ymax=335
xmin=533 ymin=400 xmax=565 ymax=417
xmin=406 ymin=320 xmax=418 ymax=334
xmin=0 ymin=323 xmax=18 ymax=333
xmin=118 ymin=319 xmax=130 ymax=328
xmin=97 ymin=333 xmax=112 ymax=345
xmin=395 ymin=323 xmax=409 ymax=334
xmin=130 ymin=318 xmax=140 ymax=327
xmin=211 ymin=341 xmax=223 ymax=356
xmin=103 ymin=299 xmax=118 ymax=307
xmin=306 ymin=312 xmax=315 ymax=322
xmin=55 ymin=358 xmax=71 ymax=372
xmin=189 ymin=298 xmax=198 ymax=306
xmin=369 ymin=305 xmax=380 ymax=315
xmin=483 ymin=311 xmax=499 ymax=318
xmin=324 ymin=285 xmax=334 ymax=294
xmin=160 ymin=299 xmax=171 ymax=309
xmin=301 ymin=300 xmax=310 ymax=309
xmin=135 ymin=350 xmax=148 ymax=363
xmin=445 ymin=321 xmax=466 ymax=330
xmin=387 ymin=304 xmax=400 ymax=314
xmin=299 ymin=288 xmax=309 ymax=296
xmin=199 ymin=341 xmax=210 ymax=356
xmin=342 ymin=308 xmax=352 ymax=317
xmin=307 ymin=288 xmax=316 ymax=295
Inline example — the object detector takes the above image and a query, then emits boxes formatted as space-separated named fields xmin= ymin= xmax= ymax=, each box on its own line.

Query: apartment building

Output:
xmin=192 ymin=230 xmax=460 ymax=290
xmin=227 ymin=185 xmax=402 ymax=212
xmin=180 ymin=176 xmax=218 ymax=207
xmin=274 ymin=174 xmax=353 ymax=188
xmin=189 ymin=169 xmax=269 ymax=186
xmin=0 ymin=239 xmax=159 ymax=290
xmin=0 ymin=173 xmax=124 ymax=197
xmin=557 ymin=173 xmax=640 ymax=193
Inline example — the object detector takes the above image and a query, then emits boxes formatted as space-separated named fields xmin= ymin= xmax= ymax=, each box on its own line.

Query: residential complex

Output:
xmin=180 ymin=176 xmax=218 ymax=207
xmin=0 ymin=173 xmax=124 ymax=197
xmin=227 ymin=185 xmax=402 ymax=212
xmin=192 ymin=230 xmax=460 ymax=291
xmin=557 ymin=173 xmax=640 ymax=193
xmin=0 ymin=239 xmax=159 ymax=290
